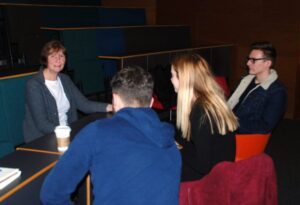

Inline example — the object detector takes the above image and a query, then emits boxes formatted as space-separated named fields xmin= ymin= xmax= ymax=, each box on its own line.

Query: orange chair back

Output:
xmin=235 ymin=133 xmax=271 ymax=161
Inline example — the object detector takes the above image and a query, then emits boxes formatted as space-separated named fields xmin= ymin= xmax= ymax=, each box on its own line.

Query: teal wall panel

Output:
xmin=98 ymin=7 xmax=146 ymax=26
xmin=0 ymin=84 xmax=10 ymax=145
xmin=0 ymin=142 xmax=14 ymax=158
xmin=40 ymin=6 xmax=146 ymax=28
xmin=0 ymin=74 xmax=34 ymax=147
xmin=40 ymin=7 xmax=100 ymax=28
xmin=62 ymin=30 xmax=105 ymax=95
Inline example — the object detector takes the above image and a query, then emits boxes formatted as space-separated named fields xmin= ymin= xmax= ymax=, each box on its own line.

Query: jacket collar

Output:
xmin=228 ymin=69 xmax=278 ymax=109
xmin=241 ymin=69 xmax=278 ymax=90
xmin=259 ymin=69 xmax=278 ymax=90
xmin=37 ymin=69 xmax=64 ymax=83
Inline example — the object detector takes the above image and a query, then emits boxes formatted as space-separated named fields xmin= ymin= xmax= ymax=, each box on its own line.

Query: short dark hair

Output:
xmin=40 ymin=40 xmax=66 ymax=68
xmin=111 ymin=66 xmax=154 ymax=107
xmin=250 ymin=41 xmax=277 ymax=68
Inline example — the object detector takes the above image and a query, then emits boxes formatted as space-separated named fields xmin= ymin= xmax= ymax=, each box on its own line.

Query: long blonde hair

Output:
xmin=172 ymin=53 xmax=238 ymax=140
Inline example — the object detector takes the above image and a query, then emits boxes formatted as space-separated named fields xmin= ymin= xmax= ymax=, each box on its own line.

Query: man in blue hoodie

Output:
xmin=40 ymin=66 xmax=181 ymax=205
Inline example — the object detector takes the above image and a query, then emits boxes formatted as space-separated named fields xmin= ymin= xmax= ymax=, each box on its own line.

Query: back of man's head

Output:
xmin=251 ymin=41 xmax=277 ymax=68
xmin=111 ymin=66 xmax=154 ymax=107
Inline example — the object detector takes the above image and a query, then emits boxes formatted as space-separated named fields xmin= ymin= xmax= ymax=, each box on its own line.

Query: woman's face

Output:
xmin=171 ymin=66 xmax=179 ymax=93
xmin=47 ymin=50 xmax=66 ymax=74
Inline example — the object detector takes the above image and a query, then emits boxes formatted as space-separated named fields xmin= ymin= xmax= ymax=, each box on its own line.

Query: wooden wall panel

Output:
xmin=101 ymin=0 xmax=156 ymax=25
xmin=157 ymin=0 xmax=300 ymax=119
xmin=296 ymin=65 xmax=300 ymax=118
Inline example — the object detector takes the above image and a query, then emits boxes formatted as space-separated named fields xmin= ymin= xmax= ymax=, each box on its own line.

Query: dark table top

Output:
xmin=0 ymin=112 xmax=110 ymax=204
xmin=19 ymin=112 xmax=111 ymax=154
xmin=0 ymin=150 xmax=59 ymax=202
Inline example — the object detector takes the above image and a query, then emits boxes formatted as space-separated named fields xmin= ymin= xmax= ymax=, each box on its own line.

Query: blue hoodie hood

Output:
xmin=115 ymin=107 xmax=175 ymax=148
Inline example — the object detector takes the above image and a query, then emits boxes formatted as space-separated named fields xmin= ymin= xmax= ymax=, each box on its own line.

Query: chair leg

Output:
xmin=169 ymin=109 xmax=172 ymax=122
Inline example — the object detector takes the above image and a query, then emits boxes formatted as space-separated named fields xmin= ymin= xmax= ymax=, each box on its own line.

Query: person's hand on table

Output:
xmin=106 ymin=104 xmax=113 ymax=112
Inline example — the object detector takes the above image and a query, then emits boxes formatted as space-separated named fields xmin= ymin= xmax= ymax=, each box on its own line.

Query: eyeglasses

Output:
xmin=246 ymin=57 xmax=269 ymax=64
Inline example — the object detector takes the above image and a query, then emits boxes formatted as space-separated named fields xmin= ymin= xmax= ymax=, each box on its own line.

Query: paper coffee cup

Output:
xmin=54 ymin=125 xmax=71 ymax=152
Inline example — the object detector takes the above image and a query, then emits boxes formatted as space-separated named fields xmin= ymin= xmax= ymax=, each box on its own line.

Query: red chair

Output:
xmin=214 ymin=76 xmax=230 ymax=98
xmin=179 ymin=153 xmax=277 ymax=205
xmin=235 ymin=133 xmax=271 ymax=162
xmin=151 ymin=94 xmax=176 ymax=121
xmin=151 ymin=94 xmax=165 ymax=110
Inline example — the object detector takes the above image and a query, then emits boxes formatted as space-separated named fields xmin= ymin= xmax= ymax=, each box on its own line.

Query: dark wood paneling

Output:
xmin=101 ymin=0 xmax=156 ymax=25
xmin=296 ymin=65 xmax=300 ymax=119
xmin=157 ymin=0 xmax=300 ymax=119
xmin=0 ymin=0 xmax=101 ymax=5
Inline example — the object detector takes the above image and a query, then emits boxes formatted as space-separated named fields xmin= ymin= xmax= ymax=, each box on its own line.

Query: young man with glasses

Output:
xmin=228 ymin=41 xmax=287 ymax=134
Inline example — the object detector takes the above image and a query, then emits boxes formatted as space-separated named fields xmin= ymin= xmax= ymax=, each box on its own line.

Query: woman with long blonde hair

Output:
xmin=171 ymin=53 xmax=238 ymax=181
